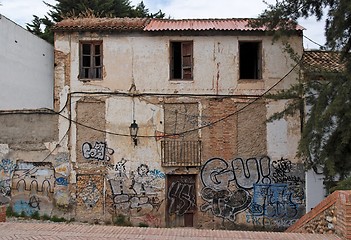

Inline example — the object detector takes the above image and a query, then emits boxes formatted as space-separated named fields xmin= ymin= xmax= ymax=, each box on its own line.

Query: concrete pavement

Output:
xmin=0 ymin=222 xmax=343 ymax=240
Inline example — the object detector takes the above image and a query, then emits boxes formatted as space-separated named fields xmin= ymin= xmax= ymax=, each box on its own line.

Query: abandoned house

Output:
xmin=0 ymin=17 xmax=315 ymax=230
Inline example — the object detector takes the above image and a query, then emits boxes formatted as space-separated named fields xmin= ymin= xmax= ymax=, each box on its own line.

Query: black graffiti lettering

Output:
xmin=29 ymin=195 xmax=41 ymax=210
xmin=82 ymin=142 xmax=114 ymax=162
xmin=201 ymin=157 xmax=272 ymax=191
xmin=201 ymin=158 xmax=235 ymax=190
xmin=201 ymin=156 xmax=305 ymax=226
xmin=108 ymin=163 xmax=164 ymax=213
xmin=200 ymin=187 xmax=251 ymax=222
xmin=168 ymin=181 xmax=196 ymax=216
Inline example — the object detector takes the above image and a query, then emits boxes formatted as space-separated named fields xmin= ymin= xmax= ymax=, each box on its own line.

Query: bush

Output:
xmin=138 ymin=222 xmax=149 ymax=228
xmin=20 ymin=211 xmax=27 ymax=218
xmin=50 ymin=215 xmax=66 ymax=222
xmin=31 ymin=211 xmax=40 ymax=220
xmin=41 ymin=214 xmax=51 ymax=220
xmin=330 ymin=177 xmax=351 ymax=192
xmin=113 ymin=214 xmax=133 ymax=226
xmin=6 ymin=206 xmax=20 ymax=217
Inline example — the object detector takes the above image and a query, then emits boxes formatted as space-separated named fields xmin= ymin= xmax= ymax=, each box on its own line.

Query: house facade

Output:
xmin=2 ymin=17 xmax=306 ymax=230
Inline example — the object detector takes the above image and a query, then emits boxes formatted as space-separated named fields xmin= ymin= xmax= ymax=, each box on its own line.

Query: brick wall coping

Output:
xmin=286 ymin=191 xmax=346 ymax=233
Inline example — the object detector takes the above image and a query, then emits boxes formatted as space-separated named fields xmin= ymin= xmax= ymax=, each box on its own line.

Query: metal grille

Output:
xmin=161 ymin=140 xmax=201 ymax=167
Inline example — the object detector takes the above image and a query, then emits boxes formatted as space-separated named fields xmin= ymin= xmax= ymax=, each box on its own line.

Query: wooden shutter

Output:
xmin=181 ymin=42 xmax=193 ymax=80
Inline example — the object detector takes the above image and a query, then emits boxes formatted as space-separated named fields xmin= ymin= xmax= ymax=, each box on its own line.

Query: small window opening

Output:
xmin=80 ymin=41 xmax=102 ymax=80
xmin=170 ymin=41 xmax=193 ymax=80
xmin=239 ymin=42 xmax=261 ymax=79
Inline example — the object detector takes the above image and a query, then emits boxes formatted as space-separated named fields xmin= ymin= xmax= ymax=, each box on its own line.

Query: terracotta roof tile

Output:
xmin=144 ymin=18 xmax=304 ymax=32
xmin=53 ymin=17 xmax=304 ymax=32
xmin=303 ymin=51 xmax=346 ymax=73
xmin=53 ymin=17 xmax=150 ymax=31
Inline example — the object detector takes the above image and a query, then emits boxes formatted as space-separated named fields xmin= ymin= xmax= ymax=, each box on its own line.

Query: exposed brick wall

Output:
xmin=54 ymin=49 xmax=70 ymax=112
xmin=0 ymin=205 xmax=6 ymax=222
xmin=287 ymin=190 xmax=351 ymax=239
xmin=76 ymin=100 xmax=106 ymax=165
xmin=237 ymin=101 xmax=267 ymax=157
xmin=201 ymin=98 xmax=237 ymax=161
xmin=335 ymin=191 xmax=351 ymax=239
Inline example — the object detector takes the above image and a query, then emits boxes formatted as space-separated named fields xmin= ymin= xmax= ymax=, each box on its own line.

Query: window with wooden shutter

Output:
xmin=80 ymin=41 xmax=103 ymax=80
xmin=170 ymin=41 xmax=193 ymax=80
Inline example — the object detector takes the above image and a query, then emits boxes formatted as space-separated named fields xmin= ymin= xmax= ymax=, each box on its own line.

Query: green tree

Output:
xmin=258 ymin=0 xmax=351 ymax=186
xmin=27 ymin=0 xmax=165 ymax=43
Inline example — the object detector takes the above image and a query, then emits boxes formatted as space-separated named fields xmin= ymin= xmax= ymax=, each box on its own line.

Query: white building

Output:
xmin=0 ymin=14 xmax=54 ymax=110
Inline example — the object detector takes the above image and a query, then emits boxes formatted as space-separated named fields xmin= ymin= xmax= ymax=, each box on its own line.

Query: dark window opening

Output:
xmin=239 ymin=42 xmax=261 ymax=79
xmin=80 ymin=41 xmax=102 ymax=80
xmin=170 ymin=41 xmax=193 ymax=80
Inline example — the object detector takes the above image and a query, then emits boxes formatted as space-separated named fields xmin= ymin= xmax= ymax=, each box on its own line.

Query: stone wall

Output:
xmin=287 ymin=190 xmax=351 ymax=239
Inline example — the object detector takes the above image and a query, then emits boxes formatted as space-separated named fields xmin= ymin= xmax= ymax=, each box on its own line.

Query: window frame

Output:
xmin=170 ymin=41 xmax=194 ymax=81
xmin=79 ymin=41 xmax=103 ymax=80
xmin=238 ymin=41 xmax=262 ymax=80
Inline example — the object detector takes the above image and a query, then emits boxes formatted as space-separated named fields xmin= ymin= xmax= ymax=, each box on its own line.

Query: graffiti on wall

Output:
xmin=0 ymin=154 xmax=70 ymax=214
xmin=10 ymin=161 xmax=57 ymax=215
xmin=271 ymin=158 xmax=303 ymax=184
xmin=201 ymin=157 xmax=271 ymax=191
xmin=201 ymin=187 xmax=252 ymax=222
xmin=12 ymin=161 xmax=55 ymax=194
xmin=0 ymin=159 xmax=17 ymax=197
xmin=167 ymin=176 xmax=196 ymax=216
xmin=82 ymin=142 xmax=114 ymax=162
xmin=200 ymin=156 xmax=305 ymax=227
xmin=107 ymin=159 xmax=164 ymax=214
xmin=79 ymin=180 xmax=101 ymax=209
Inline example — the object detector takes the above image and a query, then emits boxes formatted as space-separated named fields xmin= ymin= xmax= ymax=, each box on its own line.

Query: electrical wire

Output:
xmin=50 ymin=56 xmax=303 ymax=138
xmin=12 ymin=123 xmax=71 ymax=180
xmin=303 ymin=35 xmax=325 ymax=49
xmin=0 ymin=55 xmax=303 ymax=139
xmin=176 ymin=56 xmax=303 ymax=136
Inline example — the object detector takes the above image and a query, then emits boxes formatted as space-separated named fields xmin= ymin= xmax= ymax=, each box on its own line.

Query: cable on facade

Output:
xmin=0 ymin=55 xmax=303 ymax=138
xmin=13 ymin=123 xmax=71 ymax=180
xmin=52 ymin=55 xmax=303 ymax=138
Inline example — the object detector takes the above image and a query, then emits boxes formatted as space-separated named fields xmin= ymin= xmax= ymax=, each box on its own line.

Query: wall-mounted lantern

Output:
xmin=129 ymin=120 xmax=139 ymax=146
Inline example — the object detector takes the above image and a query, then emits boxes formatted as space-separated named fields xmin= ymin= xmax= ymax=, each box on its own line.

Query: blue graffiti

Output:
xmin=56 ymin=177 xmax=68 ymax=186
xmin=13 ymin=200 xmax=37 ymax=216
xmin=149 ymin=169 xmax=165 ymax=179
xmin=0 ymin=159 xmax=17 ymax=173
xmin=249 ymin=183 xmax=301 ymax=219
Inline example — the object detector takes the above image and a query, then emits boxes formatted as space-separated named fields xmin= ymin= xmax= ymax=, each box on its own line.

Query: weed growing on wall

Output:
xmin=113 ymin=214 xmax=133 ymax=226
xmin=138 ymin=222 xmax=149 ymax=228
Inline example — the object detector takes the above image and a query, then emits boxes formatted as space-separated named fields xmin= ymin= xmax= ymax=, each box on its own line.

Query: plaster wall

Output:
xmin=54 ymin=32 xmax=303 ymax=95
xmin=50 ymin=30 xmax=306 ymax=229
xmin=0 ymin=15 xmax=54 ymax=110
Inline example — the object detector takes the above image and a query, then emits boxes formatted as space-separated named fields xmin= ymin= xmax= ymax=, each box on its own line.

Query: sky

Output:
xmin=0 ymin=0 xmax=326 ymax=49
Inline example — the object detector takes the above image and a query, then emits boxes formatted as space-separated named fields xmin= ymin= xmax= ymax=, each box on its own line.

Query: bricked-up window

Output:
xmin=80 ymin=41 xmax=102 ymax=80
xmin=170 ymin=41 xmax=193 ymax=80
xmin=239 ymin=41 xmax=262 ymax=79
xmin=162 ymin=103 xmax=201 ymax=166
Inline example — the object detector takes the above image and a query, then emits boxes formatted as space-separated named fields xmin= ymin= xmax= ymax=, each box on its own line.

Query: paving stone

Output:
xmin=0 ymin=222 xmax=343 ymax=240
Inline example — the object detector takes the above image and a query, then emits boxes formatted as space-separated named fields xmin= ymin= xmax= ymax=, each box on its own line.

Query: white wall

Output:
xmin=0 ymin=14 xmax=54 ymax=110
xmin=55 ymin=32 xmax=302 ymax=96
xmin=306 ymin=169 xmax=325 ymax=212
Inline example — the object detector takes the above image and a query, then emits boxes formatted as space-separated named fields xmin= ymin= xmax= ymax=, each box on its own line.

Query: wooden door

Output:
xmin=166 ymin=174 xmax=196 ymax=227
